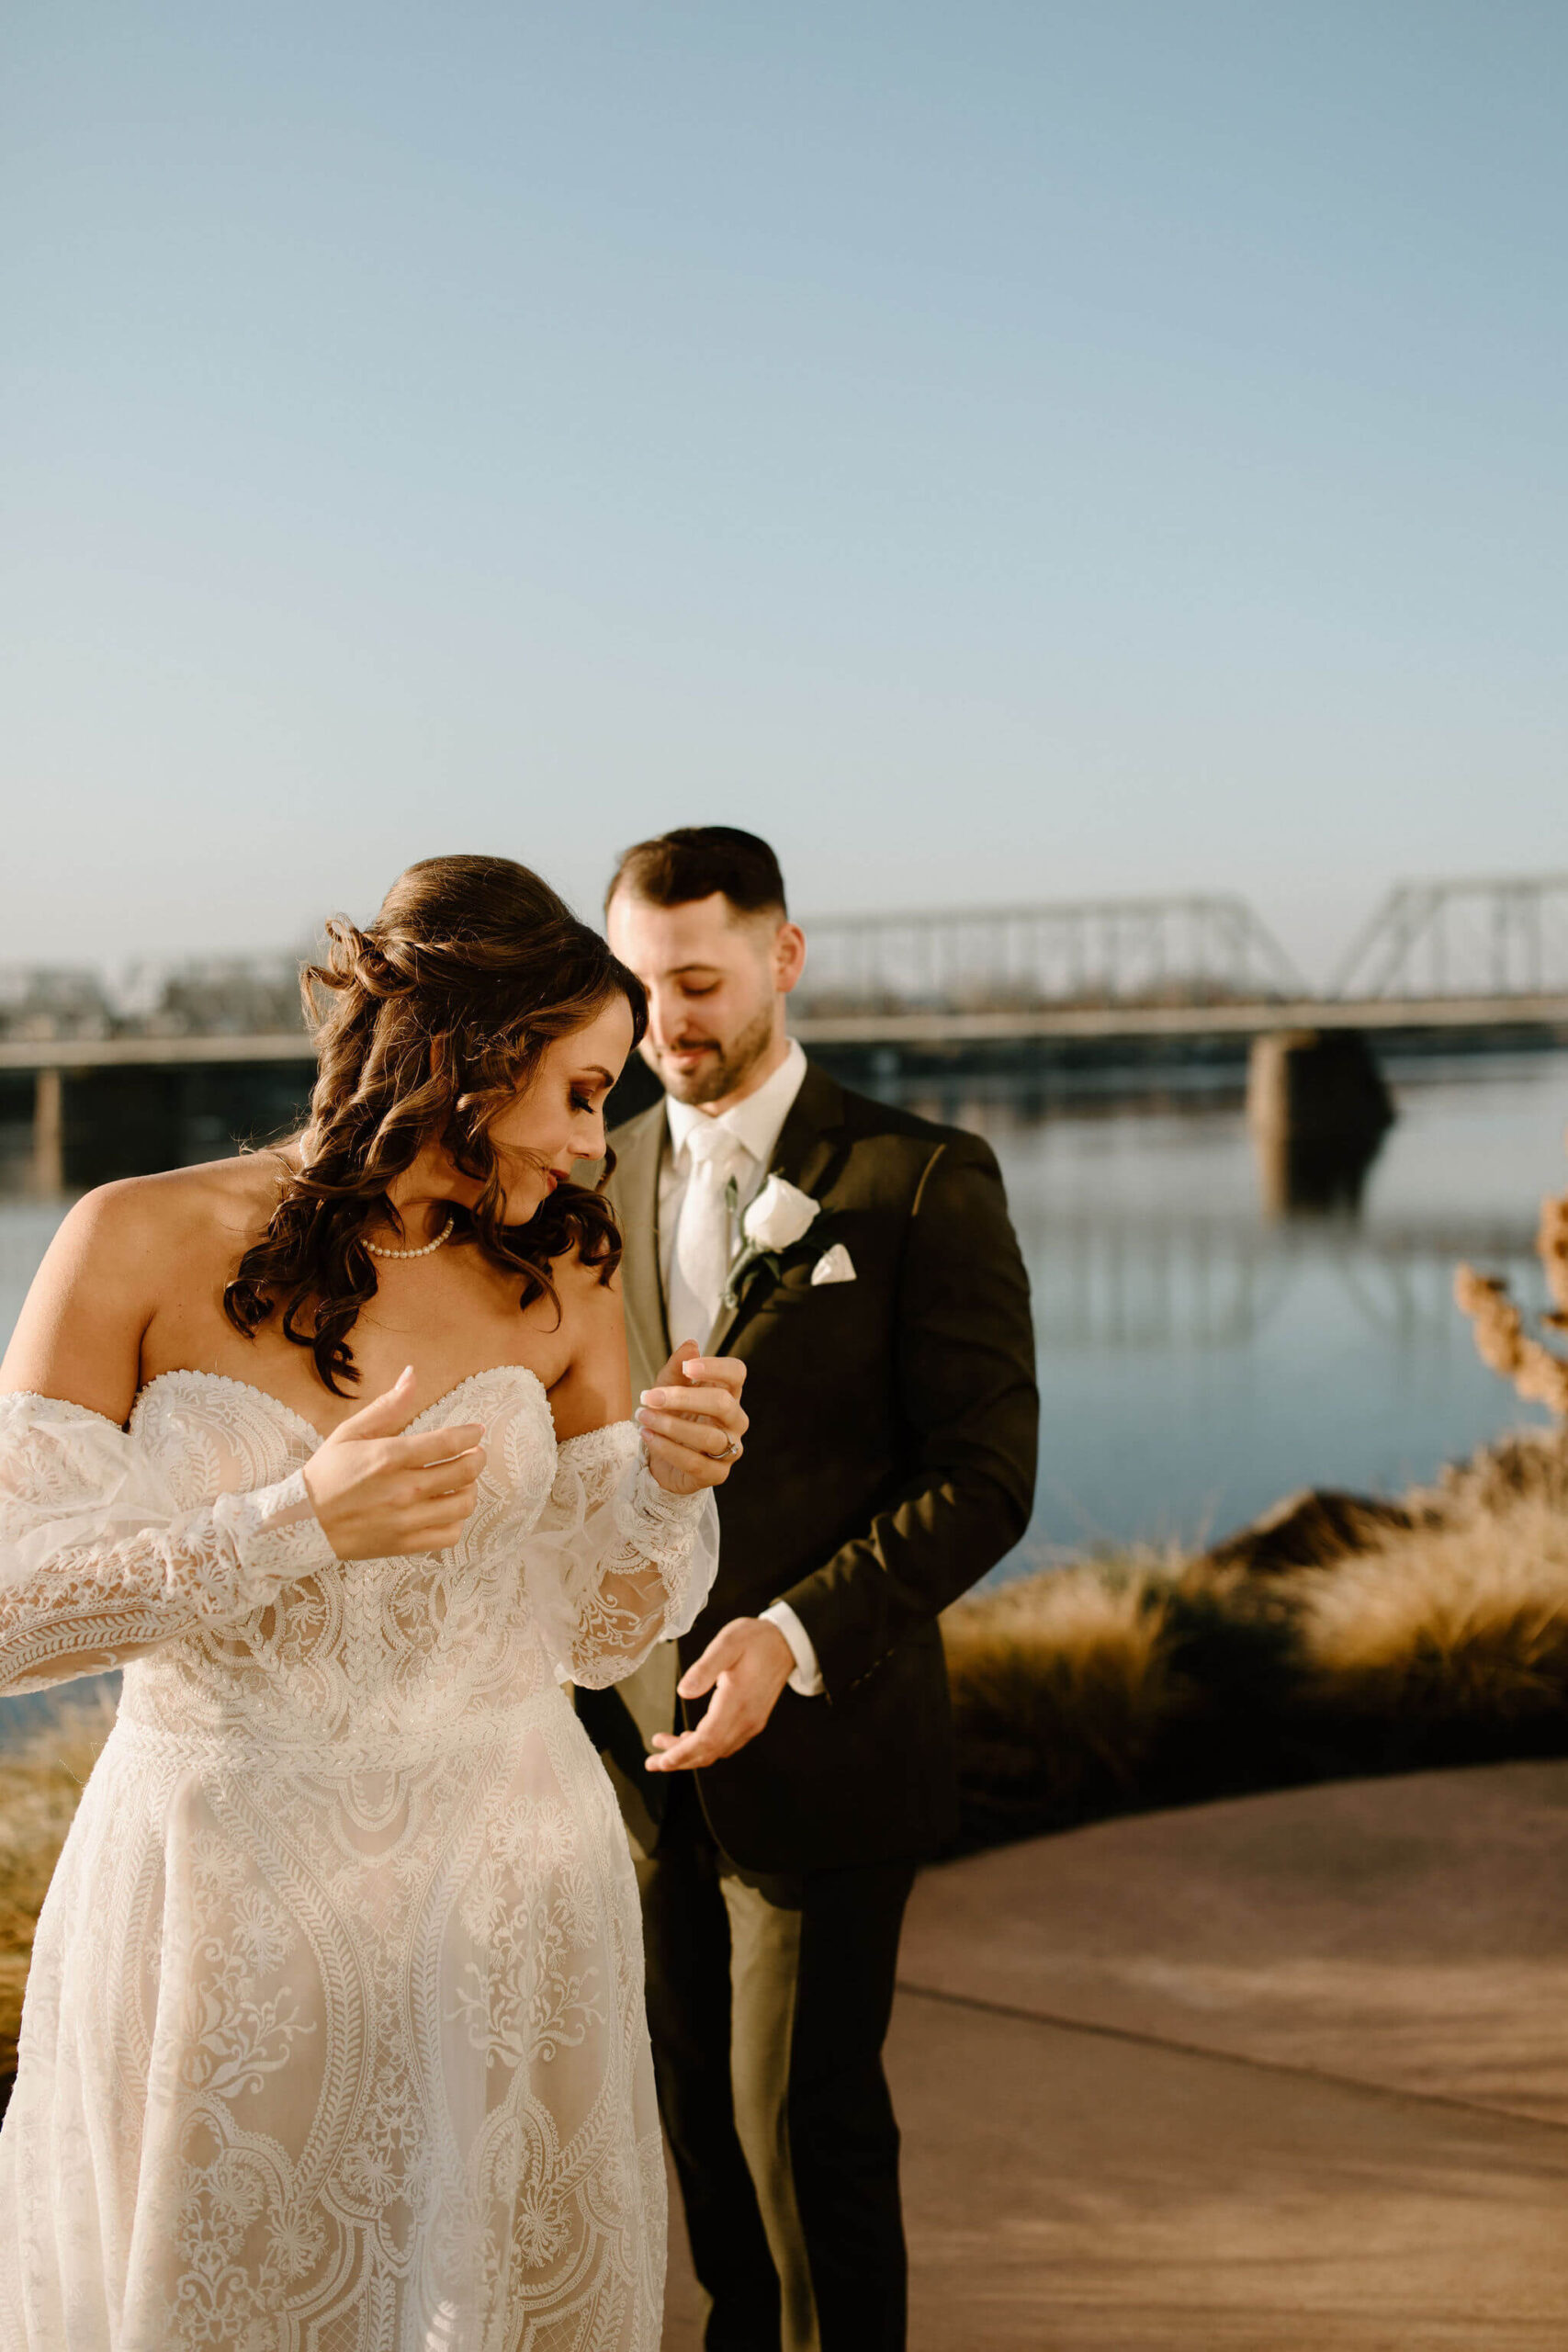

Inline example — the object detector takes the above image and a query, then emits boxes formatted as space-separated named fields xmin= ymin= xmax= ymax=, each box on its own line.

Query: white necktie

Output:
xmin=668 ymin=1122 xmax=748 ymax=1346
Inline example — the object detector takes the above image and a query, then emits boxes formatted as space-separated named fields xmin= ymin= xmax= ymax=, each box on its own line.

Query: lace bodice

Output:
xmin=0 ymin=1366 xmax=716 ymax=1759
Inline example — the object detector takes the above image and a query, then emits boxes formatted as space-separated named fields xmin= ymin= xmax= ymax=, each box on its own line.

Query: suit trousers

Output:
xmin=635 ymin=1778 xmax=916 ymax=2352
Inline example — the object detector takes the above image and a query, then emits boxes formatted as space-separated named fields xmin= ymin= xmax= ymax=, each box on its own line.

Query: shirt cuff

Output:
xmin=761 ymin=1600 xmax=826 ymax=1698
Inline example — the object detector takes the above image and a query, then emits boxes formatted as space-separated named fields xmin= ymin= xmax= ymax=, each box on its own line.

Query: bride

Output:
xmin=0 ymin=854 xmax=747 ymax=2351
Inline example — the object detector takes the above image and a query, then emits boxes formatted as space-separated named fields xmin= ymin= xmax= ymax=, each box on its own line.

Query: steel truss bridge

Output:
xmin=4 ymin=872 xmax=1568 ymax=1070
xmin=787 ymin=872 xmax=1568 ymax=1045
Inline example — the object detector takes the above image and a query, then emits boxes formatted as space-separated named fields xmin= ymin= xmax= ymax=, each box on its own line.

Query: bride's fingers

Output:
xmin=663 ymin=1385 xmax=748 ymax=1428
xmin=408 ymin=1450 xmax=486 ymax=1501
xmin=412 ymin=1442 xmax=486 ymax=1480
xmin=649 ymin=1340 xmax=702 ymax=1392
xmin=636 ymin=1408 xmax=741 ymax=1458
xmin=405 ymin=1509 xmax=474 ymax=1548
xmin=637 ymin=1409 xmax=745 ymax=1453
xmin=637 ymin=1432 xmax=694 ymax=1487
xmin=639 ymin=1430 xmax=736 ymax=1487
xmin=639 ymin=1422 xmax=734 ymax=1467
xmin=638 ymin=1385 xmax=748 ymax=1433
xmin=384 ymin=1421 xmax=486 ymax=1468
xmin=679 ymin=1355 xmax=746 ymax=1399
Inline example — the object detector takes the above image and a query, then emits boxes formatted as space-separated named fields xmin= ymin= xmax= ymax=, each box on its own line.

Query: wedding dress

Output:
xmin=0 ymin=1365 xmax=716 ymax=2352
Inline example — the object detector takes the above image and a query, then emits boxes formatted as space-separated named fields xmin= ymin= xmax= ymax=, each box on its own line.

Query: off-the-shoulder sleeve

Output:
xmin=0 ymin=1392 xmax=336 ymax=1697
xmin=524 ymin=1421 xmax=718 ymax=1690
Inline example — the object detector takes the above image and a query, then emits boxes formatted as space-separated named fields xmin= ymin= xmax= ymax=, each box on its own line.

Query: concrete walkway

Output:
xmin=663 ymin=1762 xmax=1568 ymax=2349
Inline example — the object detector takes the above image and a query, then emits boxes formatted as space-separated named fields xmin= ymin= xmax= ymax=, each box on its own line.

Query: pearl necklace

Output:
xmin=365 ymin=1216 xmax=456 ymax=1261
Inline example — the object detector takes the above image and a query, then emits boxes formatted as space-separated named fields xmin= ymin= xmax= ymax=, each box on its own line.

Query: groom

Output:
xmin=579 ymin=827 xmax=1037 ymax=2352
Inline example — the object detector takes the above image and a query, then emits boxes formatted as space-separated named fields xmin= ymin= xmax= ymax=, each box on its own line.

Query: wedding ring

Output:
xmin=719 ymin=1435 xmax=743 ymax=1460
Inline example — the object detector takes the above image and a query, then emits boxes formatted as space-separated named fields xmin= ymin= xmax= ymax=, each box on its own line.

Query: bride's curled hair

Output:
xmin=224 ymin=854 xmax=647 ymax=1395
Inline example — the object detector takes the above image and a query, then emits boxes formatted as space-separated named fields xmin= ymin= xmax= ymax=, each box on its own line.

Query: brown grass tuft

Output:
xmin=942 ymin=1555 xmax=1190 ymax=1837
xmin=1298 ymin=1498 xmax=1568 ymax=1721
xmin=1430 ymin=1424 xmax=1568 ymax=1517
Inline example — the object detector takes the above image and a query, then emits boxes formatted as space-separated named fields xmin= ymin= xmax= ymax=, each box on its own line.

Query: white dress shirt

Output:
xmin=657 ymin=1038 xmax=825 ymax=1698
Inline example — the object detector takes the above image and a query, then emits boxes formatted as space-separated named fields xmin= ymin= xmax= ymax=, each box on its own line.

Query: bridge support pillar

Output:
xmin=1247 ymin=1030 xmax=1393 ymax=1216
xmin=30 ymin=1068 xmax=64 ymax=1198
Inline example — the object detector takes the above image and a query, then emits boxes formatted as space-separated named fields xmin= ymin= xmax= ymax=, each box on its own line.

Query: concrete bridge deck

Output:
xmin=4 ymin=992 xmax=1568 ymax=1071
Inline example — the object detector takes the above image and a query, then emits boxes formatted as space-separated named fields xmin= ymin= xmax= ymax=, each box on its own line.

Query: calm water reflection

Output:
xmin=886 ymin=1051 xmax=1564 ymax=1566
xmin=1 ymin=1052 xmax=1563 ymax=1578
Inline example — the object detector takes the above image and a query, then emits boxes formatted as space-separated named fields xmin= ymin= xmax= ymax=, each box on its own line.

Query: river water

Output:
xmin=1 ymin=1049 xmax=1563 ymax=1586
xmin=901 ymin=1050 xmax=1565 ymax=1566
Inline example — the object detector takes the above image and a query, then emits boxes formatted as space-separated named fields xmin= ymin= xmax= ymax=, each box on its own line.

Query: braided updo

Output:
xmin=223 ymin=854 xmax=647 ymax=1396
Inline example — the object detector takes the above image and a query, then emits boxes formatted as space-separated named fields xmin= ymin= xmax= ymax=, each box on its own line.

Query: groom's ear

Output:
xmin=773 ymin=922 xmax=807 ymax=996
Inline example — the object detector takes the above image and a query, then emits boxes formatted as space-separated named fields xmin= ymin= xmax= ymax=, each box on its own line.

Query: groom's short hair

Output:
xmin=606 ymin=828 xmax=788 ymax=922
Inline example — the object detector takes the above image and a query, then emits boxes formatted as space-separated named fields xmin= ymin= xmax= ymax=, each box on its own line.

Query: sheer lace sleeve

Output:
xmin=525 ymin=1421 xmax=719 ymax=1690
xmin=0 ymin=1391 xmax=336 ymax=1697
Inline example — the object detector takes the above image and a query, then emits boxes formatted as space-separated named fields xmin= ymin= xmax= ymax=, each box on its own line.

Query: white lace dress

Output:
xmin=0 ymin=1366 xmax=716 ymax=2352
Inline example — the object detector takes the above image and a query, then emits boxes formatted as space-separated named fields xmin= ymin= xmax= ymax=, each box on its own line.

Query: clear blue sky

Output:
xmin=4 ymin=2 xmax=1563 ymax=978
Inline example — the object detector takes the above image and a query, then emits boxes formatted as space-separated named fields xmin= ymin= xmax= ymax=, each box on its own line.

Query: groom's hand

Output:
xmin=645 ymin=1618 xmax=795 ymax=1773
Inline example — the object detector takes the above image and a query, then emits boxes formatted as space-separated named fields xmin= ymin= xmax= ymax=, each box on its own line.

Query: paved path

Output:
xmin=663 ymin=1762 xmax=1568 ymax=2349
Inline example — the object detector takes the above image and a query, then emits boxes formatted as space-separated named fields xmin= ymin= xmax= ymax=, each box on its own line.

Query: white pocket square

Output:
xmin=810 ymin=1243 xmax=857 ymax=1286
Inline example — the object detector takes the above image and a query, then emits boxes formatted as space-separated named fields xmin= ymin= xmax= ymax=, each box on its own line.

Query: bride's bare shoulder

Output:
xmin=52 ymin=1153 xmax=289 ymax=1273
xmin=2 ymin=1155 xmax=293 ymax=1416
xmin=542 ymin=1244 xmax=629 ymax=1433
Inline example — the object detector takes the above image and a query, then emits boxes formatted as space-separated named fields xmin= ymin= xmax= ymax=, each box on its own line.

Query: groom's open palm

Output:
xmin=645 ymin=1613 xmax=795 ymax=1772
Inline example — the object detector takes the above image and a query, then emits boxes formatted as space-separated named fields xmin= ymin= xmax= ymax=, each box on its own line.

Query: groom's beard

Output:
xmin=653 ymin=1001 xmax=776 ymax=1106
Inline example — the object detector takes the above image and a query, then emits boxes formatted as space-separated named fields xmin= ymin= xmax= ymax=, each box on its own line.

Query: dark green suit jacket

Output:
xmin=575 ymin=1060 xmax=1038 ymax=1874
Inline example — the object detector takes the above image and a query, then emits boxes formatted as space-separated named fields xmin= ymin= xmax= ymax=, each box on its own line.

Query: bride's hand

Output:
xmin=301 ymin=1366 xmax=487 ymax=1559
xmin=635 ymin=1344 xmax=748 ymax=1495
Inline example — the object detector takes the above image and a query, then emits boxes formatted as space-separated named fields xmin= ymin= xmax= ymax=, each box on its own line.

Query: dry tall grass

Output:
xmin=1301 ymin=1497 xmax=1568 ymax=1720
xmin=1456 ymin=1146 xmax=1568 ymax=1413
xmin=0 ymin=1690 xmax=117 ymax=2068
xmin=941 ymin=1557 xmax=1187 ymax=1838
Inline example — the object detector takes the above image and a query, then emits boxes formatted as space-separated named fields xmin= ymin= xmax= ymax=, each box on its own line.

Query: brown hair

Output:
xmin=605 ymin=825 xmax=788 ymax=919
xmin=224 ymin=854 xmax=647 ymax=1396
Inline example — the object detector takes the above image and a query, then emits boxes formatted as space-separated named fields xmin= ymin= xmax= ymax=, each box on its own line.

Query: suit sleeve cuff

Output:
xmin=760 ymin=1601 xmax=826 ymax=1698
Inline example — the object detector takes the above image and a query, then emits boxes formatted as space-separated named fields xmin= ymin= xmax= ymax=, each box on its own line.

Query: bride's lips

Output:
xmin=543 ymin=1169 xmax=570 ymax=1193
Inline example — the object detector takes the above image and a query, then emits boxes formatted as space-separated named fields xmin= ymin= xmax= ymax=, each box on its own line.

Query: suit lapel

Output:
xmin=705 ymin=1062 xmax=847 ymax=1355
xmin=610 ymin=1104 xmax=671 ymax=1381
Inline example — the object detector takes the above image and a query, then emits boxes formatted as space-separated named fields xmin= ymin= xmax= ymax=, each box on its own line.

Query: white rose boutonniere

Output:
xmin=721 ymin=1174 xmax=822 ymax=1307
